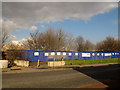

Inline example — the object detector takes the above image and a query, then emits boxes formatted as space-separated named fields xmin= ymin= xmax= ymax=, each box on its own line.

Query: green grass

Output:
xmin=64 ymin=58 xmax=119 ymax=65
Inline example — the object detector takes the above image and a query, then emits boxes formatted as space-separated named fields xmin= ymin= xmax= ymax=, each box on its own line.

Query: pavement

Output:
xmin=1 ymin=66 xmax=72 ymax=74
xmin=2 ymin=63 xmax=120 ymax=88
xmin=1 ymin=62 xmax=119 ymax=74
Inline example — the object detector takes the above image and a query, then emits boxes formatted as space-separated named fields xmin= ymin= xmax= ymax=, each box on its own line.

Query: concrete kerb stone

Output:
xmin=64 ymin=63 xmax=119 ymax=68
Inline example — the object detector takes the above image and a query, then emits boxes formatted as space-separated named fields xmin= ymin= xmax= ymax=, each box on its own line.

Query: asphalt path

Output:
xmin=2 ymin=64 xmax=120 ymax=88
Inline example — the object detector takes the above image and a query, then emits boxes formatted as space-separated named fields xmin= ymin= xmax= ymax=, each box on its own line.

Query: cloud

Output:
xmin=8 ymin=34 xmax=17 ymax=39
xmin=114 ymin=36 xmax=120 ymax=40
xmin=40 ymin=25 xmax=45 ymax=28
xmin=2 ymin=2 xmax=117 ymax=31
xmin=12 ymin=40 xmax=20 ymax=45
xmin=30 ymin=25 xmax=37 ymax=30
xmin=12 ymin=38 xmax=27 ymax=45
xmin=2 ymin=20 xmax=18 ymax=31
xmin=2 ymin=19 xmax=38 ymax=32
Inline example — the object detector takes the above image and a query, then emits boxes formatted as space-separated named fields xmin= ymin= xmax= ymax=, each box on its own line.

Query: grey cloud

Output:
xmin=2 ymin=2 xmax=117 ymax=31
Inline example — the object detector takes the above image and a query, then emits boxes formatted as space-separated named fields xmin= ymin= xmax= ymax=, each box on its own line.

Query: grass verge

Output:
xmin=64 ymin=58 xmax=119 ymax=65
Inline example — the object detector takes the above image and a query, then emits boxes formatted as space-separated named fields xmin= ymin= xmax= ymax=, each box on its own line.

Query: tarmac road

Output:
xmin=2 ymin=64 xmax=120 ymax=88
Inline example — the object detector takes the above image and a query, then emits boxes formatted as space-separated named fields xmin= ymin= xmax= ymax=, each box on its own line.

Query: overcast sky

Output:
xmin=2 ymin=2 xmax=118 ymax=44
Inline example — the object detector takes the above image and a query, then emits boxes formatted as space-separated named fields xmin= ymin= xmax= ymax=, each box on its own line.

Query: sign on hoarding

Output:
xmin=45 ymin=53 xmax=49 ymax=56
xmin=97 ymin=53 xmax=99 ymax=56
xmin=34 ymin=52 xmax=39 ymax=56
xmin=82 ymin=53 xmax=90 ymax=57
xmin=63 ymin=52 xmax=66 ymax=55
xmin=75 ymin=53 xmax=78 ymax=56
xmin=101 ymin=53 xmax=104 ymax=56
xmin=68 ymin=53 xmax=72 ymax=56
xmin=51 ymin=52 xmax=55 ymax=55
xmin=92 ymin=53 xmax=95 ymax=56
xmin=57 ymin=52 xmax=61 ymax=55
xmin=104 ymin=53 xmax=111 ymax=56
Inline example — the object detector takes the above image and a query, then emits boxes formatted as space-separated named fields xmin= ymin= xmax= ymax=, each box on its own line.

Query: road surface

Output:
xmin=2 ymin=64 xmax=120 ymax=88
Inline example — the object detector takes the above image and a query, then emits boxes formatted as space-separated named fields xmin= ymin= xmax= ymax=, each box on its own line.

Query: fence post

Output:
xmin=53 ymin=58 xmax=55 ymax=69
xmin=92 ymin=54 xmax=94 ymax=64
xmin=95 ymin=53 xmax=97 ymax=64
xmin=62 ymin=57 xmax=63 ymax=68
xmin=72 ymin=53 xmax=73 ymax=65
xmin=47 ymin=57 xmax=48 ymax=68
xmin=110 ymin=54 xmax=111 ymax=63
xmin=62 ymin=57 xmax=63 ymax=61
xmin=37 ymin=59 xmax=39 ymax=68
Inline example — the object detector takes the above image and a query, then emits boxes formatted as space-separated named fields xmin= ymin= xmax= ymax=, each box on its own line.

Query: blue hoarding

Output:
xmin=21 ymin=50 xmax=120 ymax=62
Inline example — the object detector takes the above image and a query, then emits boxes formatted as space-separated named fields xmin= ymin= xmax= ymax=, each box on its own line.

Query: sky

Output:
xmin=2 ymin=2 xmax=118 ymax=44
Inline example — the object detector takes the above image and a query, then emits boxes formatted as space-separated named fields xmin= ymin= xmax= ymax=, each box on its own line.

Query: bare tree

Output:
xmin=43 ymin=28 xmax=57 ymax=50
xmin=75 ymin=36 xmax=85 ymax=51
xmin=96 ymin=41 xmax=104 ymax=52
xmin=56 ymin=28 xmax=66 ymax=50
xmin=23 ymin=27 xmax=67 ymax=51
xmin=23 ymin=30 xmax=40 ymax=50
xmin=0 ymin=29 xmax=9 ymax=48
xmin=118 ymin=39 xmax=120 ymax=52
xmin=37 ymin=32 xmax=46 ymax=50
xmin=96 ymin=36 xmax=118 ymax=52
xmin=84 ymin=40 xmax=94 ymax=52
xmin=104 ymin=37 xmax=118 ymax=52
xmin=65 ymin=33 xmax=76 ymax=51
xmin=29 ymin=30 xmax=39 ymax=50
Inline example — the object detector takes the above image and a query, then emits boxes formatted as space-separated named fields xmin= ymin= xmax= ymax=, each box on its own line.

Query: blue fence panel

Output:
xmin=7 ymin=50 xmax=120 ymax=62
xmin=34 ymin=51 xmax=119 ymax=62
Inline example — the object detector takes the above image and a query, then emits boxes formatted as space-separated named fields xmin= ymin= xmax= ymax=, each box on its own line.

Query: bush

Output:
xmin=7 ymin=50 xmax=28 ymax=67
